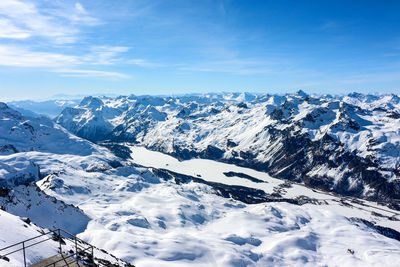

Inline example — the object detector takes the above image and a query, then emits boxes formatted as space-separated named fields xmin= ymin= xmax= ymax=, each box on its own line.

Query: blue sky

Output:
xmin=0 ymin=0 xmax=399 ymax=100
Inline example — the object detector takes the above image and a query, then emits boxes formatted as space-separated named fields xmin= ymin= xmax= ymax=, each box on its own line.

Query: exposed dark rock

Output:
xmin=388 ymin=111 xmax=400 ymax=119
xmin=152 ymin=168 xmax=310 ymax=205
xmin=0 ymin=187 xmax=10 ymax=197
xmin=99 ymin=142 xmax=132 ymax=160
xmin=201 ymin=145 xmax=224 ymax=159
xmin=237 ymin=102 xmax=248 ymax=109
xmin=223 ymin=171 xmax=264 ymax=183
xmin=0 ymin=144 xmax=18 ymax=154
xmin=269 ymin=108 xmax=284 ymax=120
xmin=21 ymin=217 xmax=31 ymax=225
xmin=227 ymin=139 xmax=238 ymax=148
xmin=171 ymin=146 xmax=198 ymax=161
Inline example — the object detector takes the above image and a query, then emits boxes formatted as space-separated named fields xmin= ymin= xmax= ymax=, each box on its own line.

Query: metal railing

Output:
xmin=0 ymin=228 xmax=94 ymax=267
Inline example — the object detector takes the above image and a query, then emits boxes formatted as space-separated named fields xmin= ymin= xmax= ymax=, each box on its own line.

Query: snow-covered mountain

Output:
xmin=55 ymin=92 xmax=400 ymax=205
xmin=0 ymin=102 xmax=118 ymax=233
xmin=2 ymin=100 xmax=400 ymax=266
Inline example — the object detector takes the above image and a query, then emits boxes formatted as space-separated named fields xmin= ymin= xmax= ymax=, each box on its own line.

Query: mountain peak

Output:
xmin=80 ymin=96 xmax=104 ymax=109
xmin=295 ymin=90 xmax=308 ymax=98
xmin=0 ymin=102 xmax=9 ymax=109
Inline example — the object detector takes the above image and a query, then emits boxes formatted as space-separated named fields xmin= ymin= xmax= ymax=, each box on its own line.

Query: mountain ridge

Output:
xmin=55 ymin=92 xmax=400 ymax=205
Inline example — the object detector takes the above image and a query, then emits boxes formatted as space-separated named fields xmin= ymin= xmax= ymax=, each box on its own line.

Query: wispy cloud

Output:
xmin=83 ymin=46 xmax=131 ymax=65
xmin=339 ymin=72 xmax=400 ymax=84
xmin=0 ymin=0 xmax=100 ymax=44
xmin=52 ymin=69 xmax=130 ymax=79
xmin=0 ymin=18 xmax=31 ymax=39
xmin=0 ymin=1 xmax=153 ymax=79
xmin=0 ymin=45 xmax=79 ymax=67
xmin=127 ymin=59 xmax=164 ymax=67
xmin=0 ymin=44 xmax=131 ymax=79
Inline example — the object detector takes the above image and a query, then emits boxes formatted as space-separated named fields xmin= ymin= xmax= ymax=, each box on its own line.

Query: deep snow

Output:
xmin=1 ymin=100 xmax=400 ymax=266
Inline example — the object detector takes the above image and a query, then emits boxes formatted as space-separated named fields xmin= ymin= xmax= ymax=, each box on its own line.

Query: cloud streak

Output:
xmin=0 ymin=1 xmax=153 ymax=80
xmin=84 ymin=46 xmax=131 ymax=65
xmin=52 ymin=69 xmax=130 ymax=79
xmin=0 ymin=0 xmax=99 ymax=44
xmin=0 ymin=45 xmax=79 ymax=67
xmin=0 ymin=44 xmax=133 ymax=79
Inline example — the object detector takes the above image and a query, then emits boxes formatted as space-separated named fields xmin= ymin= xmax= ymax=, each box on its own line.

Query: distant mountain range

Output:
xmin=55 ymin=91 xmax=400 ymax=205
xmin=7 ymin=99 xmax=80 ymax=118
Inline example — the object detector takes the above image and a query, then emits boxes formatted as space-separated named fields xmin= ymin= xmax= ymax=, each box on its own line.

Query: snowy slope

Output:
xmin=0 ymin=102 xmax=114 ymax=157
xmin=56 ymin=92 xmax=400 ymax=204
xmin=0 ymin=103 xmax=126 ymax=263
xmin=0 ymin=209 xmax=128 ymax=267
xmin=0 ymin=101 xmax=120 ymax=235
xmin=128 ymin=145 xmax=400 ymax=230
xmin=0 ymin=183 xmax=90 ymax=234
xmin=0 ymin=102 xmax=119 ymax=187
xmin=0 ymin=210 xmax=60 ymax=266
xmin=1 ymin=101 xmax=400 ymax=266
xmin=37 ymin=156 xmax=400 ymax=267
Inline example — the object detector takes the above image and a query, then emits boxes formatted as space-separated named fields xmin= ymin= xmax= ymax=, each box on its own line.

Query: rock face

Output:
xmin=55 ymin=92 xmax=400 ymax=203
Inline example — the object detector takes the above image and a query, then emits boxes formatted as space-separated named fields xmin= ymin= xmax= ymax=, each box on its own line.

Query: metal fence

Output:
xmin=0 ymin=228 xmax=94 ymax=267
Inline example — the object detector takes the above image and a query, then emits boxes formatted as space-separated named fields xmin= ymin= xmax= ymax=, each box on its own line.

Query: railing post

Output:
xmin=22 ymin=241 xmax=26 ymax=267
xmin=75 ymin=236 xmax=78 ymax=258
xmin=91 ymin=245 xmax=94 ymax=266
xmin=58 ymin=229 xmax=62 ymax=254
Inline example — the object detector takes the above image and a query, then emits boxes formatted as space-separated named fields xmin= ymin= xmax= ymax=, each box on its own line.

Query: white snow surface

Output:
xmin=30 ymin=143 xmax=400 ymax=266
xmin=0 ymin=102 xmax=118 ymax=187
xmin=36 ymin=154 xmax=400 ymax=267
xmin=0 ymin=209 xmax=60 ymax=266
xmin=1 ymin=101 xmax=400 ymax=266
xmin=0 ymin=103 xmax=112 ymax=157
xmin=128 ymin=145 xmax=400 ymax=230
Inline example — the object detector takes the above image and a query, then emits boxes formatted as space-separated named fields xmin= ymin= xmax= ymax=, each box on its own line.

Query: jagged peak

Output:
xmin=0 ymin=102 xmax=23 ymax=120
xmin=295 ymin=90 xmax=308 ymax=98
xmin=80 ymin=96 xmax=104 ymax=108
xmin=0 ymin=102 xmax=9 ymax=109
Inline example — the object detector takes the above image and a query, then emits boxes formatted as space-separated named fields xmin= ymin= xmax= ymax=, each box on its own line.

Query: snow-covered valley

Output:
xmin=56 ymin=92 xmax=400 ymax=205
xmin=128 ymin=145 xmax=400 ymax=230
xmin=1 ymin=94 xmax=400 ymax=266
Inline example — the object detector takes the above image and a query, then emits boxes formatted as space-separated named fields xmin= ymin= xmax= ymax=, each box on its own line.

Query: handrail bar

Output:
xmin=56 ymin=228 xmax=91 ymax=247
xmin=0 ymin=227 xmax=132 ymax=267
xmin=0 ymin=229 xmax=57 ymax=252
xmin=1 ymin=237 xmax=54 ymax=257
xmin=0 ymin=228 xmax=95 ymax=267
xmin=0 ymin=228 xmax=93 ymax=253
